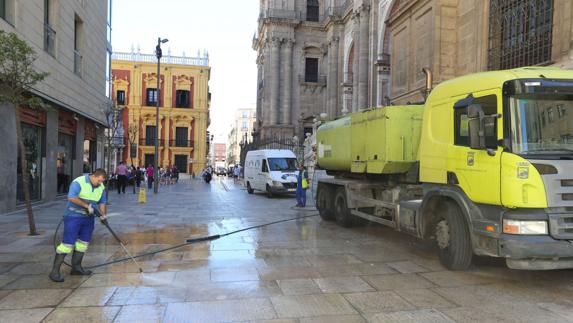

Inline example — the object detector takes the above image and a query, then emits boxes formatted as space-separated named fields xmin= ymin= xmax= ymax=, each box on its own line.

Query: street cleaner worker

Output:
xmin=49 ymin=169 xmax=108 ymax=282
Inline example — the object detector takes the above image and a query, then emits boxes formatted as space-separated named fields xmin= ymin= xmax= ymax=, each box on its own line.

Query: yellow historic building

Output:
xmin=111 ymin=51 xmax=211 ymax=174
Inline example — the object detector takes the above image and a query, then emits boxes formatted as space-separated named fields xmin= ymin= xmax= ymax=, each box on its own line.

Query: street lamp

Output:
xmin=154 ymin=37 xmax=168 ymax=194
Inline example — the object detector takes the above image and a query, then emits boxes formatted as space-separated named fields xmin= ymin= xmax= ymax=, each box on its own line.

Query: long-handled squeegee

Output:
xmin=95 ymin=209 xmax=143 ymax=273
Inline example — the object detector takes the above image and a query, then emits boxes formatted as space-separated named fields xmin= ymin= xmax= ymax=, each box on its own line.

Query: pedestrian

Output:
xmin=296 ymin=164 xmax=309 ymax=207
xmin=115 ymin=161 xmax=128 ymax=194
xmin=233 ymin=165 xmax=241 ymax=183
xmin=146 ymin=164 xmax=154 ymax=189
xmin=135 ymin=165 xmax=143 ymax=188
xmin=171 ymin=165 xmax=179 ymax=184
xmin=49 ymin=169 xmax=108 ymax=282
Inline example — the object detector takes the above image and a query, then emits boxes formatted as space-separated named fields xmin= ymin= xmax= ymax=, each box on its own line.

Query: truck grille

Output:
xmin=549 ymin=214 xmax=573 ymax=240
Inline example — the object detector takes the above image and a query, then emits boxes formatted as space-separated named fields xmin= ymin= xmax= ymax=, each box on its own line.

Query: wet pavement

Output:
xmin=0 ymin=175 xmax=573 ymax=322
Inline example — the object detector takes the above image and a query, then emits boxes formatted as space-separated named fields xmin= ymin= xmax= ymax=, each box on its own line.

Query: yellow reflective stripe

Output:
xmin=75 ymin=240 xmax=89 ymax=252
xmin=56 ymin=243 xmax=73 ymax=254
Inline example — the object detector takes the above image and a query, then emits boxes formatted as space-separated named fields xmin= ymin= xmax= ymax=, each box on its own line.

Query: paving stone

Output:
xmin=59 ymin=287 xmax=117 ymax=307
xmin=0 ymin=308 xmax=53 ymax=323
xmin=344 ymin=291 xmax=415 ymax=314
xmin=441 ymin=302 xmax=569 ymax=323
xmin=0 ymin=289 xmax=72 ymax=309
xmin=298 ymin=315 xmax=367 ymax=323
xmin=107 ymin=286 xmax=187 ymax=305
xmin=113 ymin=304 xmax=166 ymax=323
xmin=271 ymin=294 xmax=357 ymax=318
xmin=315 ymin=262 xmax=396 ymax=277
xmin=0 ymin=275 xmax=19 ymax=289
xmin=305 ymin=254 xmax=363 ymax=267
xmin=363 ymin=274 xmax=435 ymax=291
xmin=394 ymin=288 xmax=455 ymax=309
xmin=163 ymin=298 xmax=276 ymax=322
xmin=173 ymin=268 xmax=211 ymax=283
xmin=314 ymin=276 xmax=375 ymax=293
xmin=368 ymin=309 xmax=455 ymax=323
xmin=386 ymin=261 xmax=429 ymax=274
xmin=185 ymin=281 xmax=281 ymax=302
xmin=258 ymin=266 xmax=322 ymax=281
xmin=420 ymin=271 xmax=503 ymax=287
xmin=80 ymin=271 xmax=175 ymax=288
xmin=43 ymin=306 xmax=121 ymax=323
xmin=0 ymin=290 xmax=12 ymax=301
xmin=6 ymin=263 xmax=50 ymax=275
xmin=2 ymin=274 xmax=88 ymax=290
xmin=210 ymin=267 xmax=259 ymax=282
xmin=278 ymin=279 xmax=322 ymax=295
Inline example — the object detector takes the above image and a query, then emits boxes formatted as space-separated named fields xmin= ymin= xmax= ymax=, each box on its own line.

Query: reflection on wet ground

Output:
xmin=0 ymin=175 xmax=572 ymax=322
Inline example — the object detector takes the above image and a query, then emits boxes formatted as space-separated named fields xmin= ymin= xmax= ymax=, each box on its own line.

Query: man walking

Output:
xmin=49 ymin=169 xmax=107 ymax=282
xmin=146 ymin=164 xmax=154 ymax=189
xmin=115 ymin=161 xmax=128 ymax=194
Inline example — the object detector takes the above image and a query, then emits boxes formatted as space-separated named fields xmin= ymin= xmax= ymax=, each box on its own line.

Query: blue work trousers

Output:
xmin=296 ymin=188 xmax=307 ymax=207
xmin=62 ymin=216 xmax=95 ymax=245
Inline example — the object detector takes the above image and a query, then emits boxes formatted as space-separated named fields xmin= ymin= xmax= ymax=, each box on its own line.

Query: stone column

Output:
xmin=327 ymin=36 xmax=340 ymax=118
xmin=0 ymin=103 xmax=17 ymax=212
xmin=281 ymin=38 xmax=294 ymax=125
xmin=358 ymin=4 xmax=371 ymax=110
xmin=352 ymin=12 xmax=360 ymax=112
xmin=43 ymin=108 xmax=58 ymax=201
xmin=256 ymin=56 xmax=263 ymax=126
xmin=270 ymin=37 xmax=281 ymax=125
xmin=75 ymin=116 xmax=85 ymax=178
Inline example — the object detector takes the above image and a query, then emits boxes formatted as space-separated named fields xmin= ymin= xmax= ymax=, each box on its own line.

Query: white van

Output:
xmin=244 ymin=149 xmax=298 ymax=197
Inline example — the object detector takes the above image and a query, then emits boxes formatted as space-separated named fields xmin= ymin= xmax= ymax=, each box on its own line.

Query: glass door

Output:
xmin=57 ymin=133 xmax=74 ymax=194
xmin=17 ymin=124 xmax=43 ymax=202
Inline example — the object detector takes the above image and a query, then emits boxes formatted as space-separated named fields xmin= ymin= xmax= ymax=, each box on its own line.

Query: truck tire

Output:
xmin=316 ymin=184 xmax=334 ymax=221
xmin=435 ymin=201 xmax=473 ymax=270
xmin=266 ymin=184 xmax=274 ymax=198
xmin=334 ymin=187 xmax=356 ymax=227
xmin=247 ymin=182 xmax=254 ymax=194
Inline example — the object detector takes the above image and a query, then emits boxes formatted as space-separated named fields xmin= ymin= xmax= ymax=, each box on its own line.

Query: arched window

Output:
xmin=306 ymin=0 xmax=319 ymax=22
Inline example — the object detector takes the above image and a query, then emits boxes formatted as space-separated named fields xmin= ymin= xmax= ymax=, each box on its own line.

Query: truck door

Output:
xmin=448 ymin=91 xmax=502 ymax=205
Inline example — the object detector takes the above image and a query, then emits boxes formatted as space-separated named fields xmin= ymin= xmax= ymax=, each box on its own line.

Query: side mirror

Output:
xmin=467 ymin=104 xmax=485 ymax=150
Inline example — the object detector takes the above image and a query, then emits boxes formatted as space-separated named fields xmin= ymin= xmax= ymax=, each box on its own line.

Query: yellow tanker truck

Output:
xmin=315 ymin=67 xmax=573 ymax=270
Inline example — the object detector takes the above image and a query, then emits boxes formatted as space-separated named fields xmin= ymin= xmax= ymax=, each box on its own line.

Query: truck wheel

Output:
xmin=247 ymin=182 xmax=254 ymax=194
xmin=316 ymin=184 xmax=334 ymax=221
xmin=334 ymin=187 xmax=355 ymax=227
xmin=435 ymin=201 xmax=473 ymax=270
xmin=266 ymin=185 xmax=274 ymax=198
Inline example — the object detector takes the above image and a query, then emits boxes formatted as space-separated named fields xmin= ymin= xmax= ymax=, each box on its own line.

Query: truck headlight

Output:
xmin=503 ymin=220 xmax=548 ymax=235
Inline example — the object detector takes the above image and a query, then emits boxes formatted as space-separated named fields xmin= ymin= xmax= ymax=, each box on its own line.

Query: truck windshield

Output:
xmin=509 ymin=96 xmax=573 ymax=156
xmin=268 ymin=158 xmax=297 ymax=172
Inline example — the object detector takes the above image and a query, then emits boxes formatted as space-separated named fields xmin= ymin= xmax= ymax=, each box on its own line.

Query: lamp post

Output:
xmin=154 ymin=37 xmax=168 ymax=194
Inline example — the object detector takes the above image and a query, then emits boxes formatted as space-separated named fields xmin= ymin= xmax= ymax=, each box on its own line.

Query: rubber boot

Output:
xmin=70 ymin=251 xmax=92 ymax=275
xmin=49 ymin=253 xmax=66 ymax=282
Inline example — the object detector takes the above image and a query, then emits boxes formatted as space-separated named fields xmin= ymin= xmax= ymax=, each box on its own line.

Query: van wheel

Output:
xmin=333 ymin=187 xmax=356 ymax=227
xmin=435 ymin=201 xmax=473 ymax=270
xmin=247 ymin=182 xmax=254 ymax=194
xmin=266 ymin=185 xmax=274 ymax=198
xmin=316 ymin=184 xmax=334 ymax=221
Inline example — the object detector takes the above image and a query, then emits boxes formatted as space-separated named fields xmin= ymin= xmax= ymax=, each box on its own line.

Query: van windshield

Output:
xmin=268 ymin=158 xmax=297 ymax=172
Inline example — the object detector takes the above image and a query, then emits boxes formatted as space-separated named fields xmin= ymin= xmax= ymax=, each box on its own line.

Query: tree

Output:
xmin=0 ymin=31 xmax=49 ymax=235
xmin=101 ymin=101 xmax=120 ymax=175
xmin=127 ymin=116 xmax=138 ymax=193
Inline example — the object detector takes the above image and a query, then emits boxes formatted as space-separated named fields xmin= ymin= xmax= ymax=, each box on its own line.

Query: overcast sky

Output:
xmin=112 ymin=0 xmax=259 ymax=143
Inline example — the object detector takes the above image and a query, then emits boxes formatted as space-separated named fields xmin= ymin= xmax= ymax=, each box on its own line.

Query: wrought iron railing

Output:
xmin=112 ymin=52 xmax=209 ymax=67
xmin=170 ymin=140 xmax=195 ymax=148
xmin=44 ymin=24 xmax=56 ymax=56
xmin=139 ymin=138 xmax=165 ymax=146
xmin=74 ymin=50 xmax=82 ymax=75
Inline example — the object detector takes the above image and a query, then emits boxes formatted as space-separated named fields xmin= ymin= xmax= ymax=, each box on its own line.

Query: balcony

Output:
xmin=139 ymin=138 xmax=165 ymax=147
xmin=112 ymin=52 xmax=209 ymax=67
xmin=299 ymin=74 xmax=327 ymax=86
xmin=44 ymin=24 xmax=56 ymax=56
xmin=74 ymin=50 xmax=82 ymax=76
xmin=170 ymin=140 xmax=195 ymax=148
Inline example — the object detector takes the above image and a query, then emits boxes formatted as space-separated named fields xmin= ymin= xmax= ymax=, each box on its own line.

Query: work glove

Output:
xmin=86 ymin=204 xmax=95 ymax=215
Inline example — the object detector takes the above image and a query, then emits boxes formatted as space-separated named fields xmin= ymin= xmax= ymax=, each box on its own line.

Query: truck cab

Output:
xmin=244 ymin=149 xmax=298 ymax=197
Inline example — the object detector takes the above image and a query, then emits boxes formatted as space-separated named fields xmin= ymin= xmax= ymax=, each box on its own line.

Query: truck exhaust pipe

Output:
xmin=422 ymin=68 xmax=433 ymax=101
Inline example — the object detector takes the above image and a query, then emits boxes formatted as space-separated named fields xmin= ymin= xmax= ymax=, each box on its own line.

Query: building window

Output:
xmin=175 ymin=127 xmax=188 ymax=147
xmin=0 ymin=0 xmax=14 ymax=25
xmin=0 ymin=0 xmax=5 ymax=20
xmin=175 ymin=90 xmax=190 ymax=108
xmin=242 ymin=121 xmax=248 ymax=130
xmin=145 ymin=126 xmax=156 ymax=146
xmin=73 ymin=15 xmax=83 ymax=76
xmin=306 ymin=0 xmax=319 ymax=22
xmin=488 ymin=0 xmax=553 ymax=70
xmin=44 ymin=0 xmax=56 ymax=56
xmin=242 ymin=112 xmax=248 ymax=118
xmin=305 ymin=58 xmax=319 ymax=83
xmin=116 ymin=90 xmax=125 ymax=105
xmin=146 ymin=88 xmax=158 ymax=106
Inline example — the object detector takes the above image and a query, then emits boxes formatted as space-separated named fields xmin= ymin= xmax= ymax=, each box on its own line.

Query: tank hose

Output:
xmin=53 ymin=213 xmax=319 ymax=269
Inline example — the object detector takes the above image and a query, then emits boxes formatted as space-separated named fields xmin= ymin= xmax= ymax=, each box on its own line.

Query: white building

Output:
xmin=227 ymin=107 xmax=256 ymax=166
